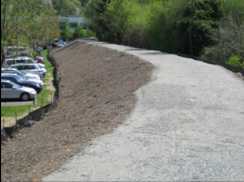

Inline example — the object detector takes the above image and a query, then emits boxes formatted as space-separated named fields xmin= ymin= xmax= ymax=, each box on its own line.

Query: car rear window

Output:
xmin=27 ymin=59 xmax=33 ymax=63
xmin=16 ymin=59 xmax=25 ymax=64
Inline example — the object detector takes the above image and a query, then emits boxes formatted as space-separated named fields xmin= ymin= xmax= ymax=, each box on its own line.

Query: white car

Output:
xmin=10 ymin=63 xmax=47 ymax=79
xmin=1 ymin=80 xmax=37 ymax=101
xmin=4 ymin=56 xmax=45 ymax=69
xmin=2 ymin=68 xmax=41 ymax=81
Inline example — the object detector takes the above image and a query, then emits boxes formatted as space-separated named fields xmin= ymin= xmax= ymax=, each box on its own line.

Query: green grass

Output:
xmin=1 ymin=104 xmax=33 ymax=117
xmin=42 ymin=50 xmax=54 ymax=82
xmin=1 ymin=49 xmax=54 ymax=117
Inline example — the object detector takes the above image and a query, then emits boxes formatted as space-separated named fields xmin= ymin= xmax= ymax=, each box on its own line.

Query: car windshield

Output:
xmin=29 ymin=65 xmax=37 ymax=69
xmin=10 ymin=75 xmax=24 ymax=82
xmin=7 ymin=70 xmax=23 ymax=76
xmin=13 ymin=65 xmax=22 ymax=70
xmin=17 ymin=76 xmax=25 ymax=82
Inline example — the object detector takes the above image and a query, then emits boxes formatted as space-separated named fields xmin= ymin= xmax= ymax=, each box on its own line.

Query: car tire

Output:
xmin=20 ymin=93 xmax=30 ymax=101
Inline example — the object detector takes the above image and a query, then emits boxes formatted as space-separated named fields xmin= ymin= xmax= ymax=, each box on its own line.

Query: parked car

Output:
xmin=53 ymin=39 xmax=66 ymax=48
xmin=1 ymin=80 xmax=36 ymax=101
xmin=1 ymin=73 xmax=42 ymax=93
xmin=4 ymin=46 xmax=30 ymax=58
xmin=2 ymin=68 xmax=41 ymax=81
xmin=4 ymin=56 xmax=45 ymax=68
xmin=10 ymin=63 xmax=47 ymax=79
xmin=1 ymin=70 xmax=44 ymax=87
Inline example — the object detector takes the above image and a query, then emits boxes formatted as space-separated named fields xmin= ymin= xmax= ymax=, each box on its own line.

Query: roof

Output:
xmin=59 ymin=16 xmax=87 ymax=25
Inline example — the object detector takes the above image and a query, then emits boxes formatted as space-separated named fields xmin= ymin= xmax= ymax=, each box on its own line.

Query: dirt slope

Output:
xmin=1 ymin=42 xmax=153 ymax=182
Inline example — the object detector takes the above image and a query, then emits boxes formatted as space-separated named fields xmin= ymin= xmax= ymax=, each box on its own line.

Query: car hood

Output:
xmin=22 ymin=79 xmax=41 ymax=87
xmin=20 ymin=86 xmax=37 ymax=94
xmin=25 ymin=73 xmax=41 ymax=80
xmin=32 ymin=79 xmax=44 ymax=86
xmin=40 ymin=68 xmax=47 ymax=73
xmin=38 ymin=63 xmax=45 ymax=68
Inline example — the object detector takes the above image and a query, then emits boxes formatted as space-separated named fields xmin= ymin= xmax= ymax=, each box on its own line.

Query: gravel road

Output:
xmin=44 ymin=41 xmax=244 ymax=181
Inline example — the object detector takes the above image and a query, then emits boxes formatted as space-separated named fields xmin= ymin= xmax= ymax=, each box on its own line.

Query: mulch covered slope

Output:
xmin=1 ymin=42 xmax=153 ymax=182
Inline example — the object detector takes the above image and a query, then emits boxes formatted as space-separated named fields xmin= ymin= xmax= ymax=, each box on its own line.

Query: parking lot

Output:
xmin=1 ymin=47 xmax=55 ymax=128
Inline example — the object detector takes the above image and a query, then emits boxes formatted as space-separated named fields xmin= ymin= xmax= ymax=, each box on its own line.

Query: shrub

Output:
xmin=226 ymin=55 xmax=244 ymax=72
xmin=85 ymin=0 xmax=111 ymax=40
xmin=173 ymin=0 xmax=223 ymax=56
xmin=73 ymin=26 xmax=96 ymax=39
xmin=61 ymin=23 xmax=73 ymax=40
xmin=201 ymin=7 xmax=244 ymax=69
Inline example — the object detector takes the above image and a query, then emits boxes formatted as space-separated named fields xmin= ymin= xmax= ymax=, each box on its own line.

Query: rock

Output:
xmin=23 ymin=120 xmax=34 ymax=127
xmin=1 ymin=128 xmax=7 ymax=141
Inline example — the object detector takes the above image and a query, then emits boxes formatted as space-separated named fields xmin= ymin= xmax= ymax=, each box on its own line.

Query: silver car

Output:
xmin=1 ymin=73 xmax=43 ymax=93
xmin=2 ymin=68 xmax=41 ymax=81
xmin=10 ymin=63 xmax=47 ymax=79
xmin=1 ymin=80 xmax=37 ymax=101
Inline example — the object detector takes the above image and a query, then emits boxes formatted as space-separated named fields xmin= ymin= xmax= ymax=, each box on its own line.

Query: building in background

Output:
xmin=59 ymin=16 xmax=88 ymax=29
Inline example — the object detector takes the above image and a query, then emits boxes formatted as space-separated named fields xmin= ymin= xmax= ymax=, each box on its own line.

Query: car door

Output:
xmin=1 ymin=83 xmax=7 ymax=99
xmin=1 ymin=82 xmax=15 ymax=99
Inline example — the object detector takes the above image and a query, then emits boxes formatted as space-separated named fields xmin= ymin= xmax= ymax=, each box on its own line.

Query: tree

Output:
xmin=174 ymin=0 xmax=223 ymax=56
xmin=1 ymin=0 xmax=60 ymax=51
xmin=1 ymin=0 xmax=9 ymax=65
xmin=103 ymin=0 xmax=130 ymax=43
xmin=52 ymin=0 xmax=81 ymax=16
xmin=61 ymin=23 xmax=73 ymax=40
xmin=85 ymin=0 xmax=111 ymax=40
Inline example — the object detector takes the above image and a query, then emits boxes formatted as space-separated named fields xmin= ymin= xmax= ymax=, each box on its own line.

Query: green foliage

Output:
xmin=222 ymin=0 xmax=244 ymax=21
xmin=61 ymin=23 xmax=73 ymax=40
xmin=201 ymin=17 xmax=244 ymax=61
xmin=1 ymin=0 xmax=60 ymax=48
xmin=1 ymin=105 xmax=32 ymax=117
xmin=173 ymin=0 xmax=223 ymax=56
xmin=73 ymin=26 xmax=96 ymax=38
xmin=85 ymin=0 xmax=111 ymax=40
xmin=104 ymin=0 xmax=130 ymax=43
xmin=52 ymin=0 xmax=82 ymax=16
xmin=226 ymin=55 xmax=244 ymax=72
xmin=85 ymin=0 xmax=243 ymax=72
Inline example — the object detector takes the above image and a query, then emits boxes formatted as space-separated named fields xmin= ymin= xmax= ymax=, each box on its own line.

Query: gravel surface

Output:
xmin=1 ymin=42 xmax=153 ymax=182
xmin=44 ymin=41 xmax=244 ymax=181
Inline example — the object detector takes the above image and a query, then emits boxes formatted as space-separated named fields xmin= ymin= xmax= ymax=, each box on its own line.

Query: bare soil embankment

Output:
xmin=1 ymin=42 xmax=153 ymax=182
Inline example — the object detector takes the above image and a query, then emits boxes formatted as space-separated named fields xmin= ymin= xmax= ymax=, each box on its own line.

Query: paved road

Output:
xmin=44 ymin=41 xmax=244 ymax=181
xmin=1 ymin=101 xmax=34 ymax=107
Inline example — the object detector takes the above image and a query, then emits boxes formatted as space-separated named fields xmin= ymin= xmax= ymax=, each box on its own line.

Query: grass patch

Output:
xmin=1 ymin=104 xmax=33 ymax=117
xmin=1 ymin=49 xmax=55 ymax=118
